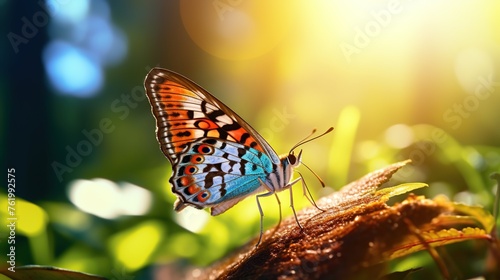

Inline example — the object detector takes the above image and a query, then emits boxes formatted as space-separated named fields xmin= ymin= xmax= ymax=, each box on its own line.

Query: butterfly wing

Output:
xmin=144 ymin=67 xmax=280 ymax=214
xmin=171 ymin=138 xmax=273 ymax=213
xmin=144 ymin=68 xmax=280 ymax=165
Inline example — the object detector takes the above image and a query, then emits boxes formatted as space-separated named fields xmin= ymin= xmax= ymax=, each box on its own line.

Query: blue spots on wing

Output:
xmin=171 ymin=139 xmax=274 ymax=206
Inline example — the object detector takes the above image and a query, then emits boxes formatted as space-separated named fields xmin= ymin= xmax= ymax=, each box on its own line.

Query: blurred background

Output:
xmin=1 ymin=0 xmax=499 ymax=279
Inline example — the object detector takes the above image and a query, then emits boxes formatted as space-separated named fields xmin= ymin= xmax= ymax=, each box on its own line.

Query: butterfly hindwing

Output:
xmin=171 ymin=138 xmax=274 ymax=211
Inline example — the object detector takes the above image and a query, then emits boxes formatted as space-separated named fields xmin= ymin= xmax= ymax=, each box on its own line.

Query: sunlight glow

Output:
xmin=329 ymin=106 xmax=361 ymax=188
xmin=109 ymin=221 xmax=164 ymax=270
xmin=356 ymin=140 xmax=381 ymax=160
xmin=120 ymin=182 xmax=153 ymax=215
xmin=385 ymin=124 xmax=414 ymax=149
xmin=174 ymin=206 xmax=210 ymax=233
xmin=1 ymin=195 xmax=47 ymax=236
xmin=169 ymin=233 xmax=200 ymax=258
xmin=180 ymin=0 xmax=298 ymax=60
xmin=454 ymin=49 xmax=494 ymax=93
xmin=454 ymin=191 xmax=475 ymax=205
xmin=17 ymin=200 xmax=48 ymax=236
xmin=217 ymin=9 xmax=254 ymax=41
xmin=68 ymin=178 xmax=152 ymax=219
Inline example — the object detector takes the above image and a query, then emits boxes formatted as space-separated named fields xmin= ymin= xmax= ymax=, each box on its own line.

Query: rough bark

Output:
xmin=194 ymin=160 xmax=493 ymax=280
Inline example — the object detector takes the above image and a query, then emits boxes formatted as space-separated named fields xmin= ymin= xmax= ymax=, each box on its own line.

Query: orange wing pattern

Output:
xmin=144 ymin=68 xmax=275 ymax=165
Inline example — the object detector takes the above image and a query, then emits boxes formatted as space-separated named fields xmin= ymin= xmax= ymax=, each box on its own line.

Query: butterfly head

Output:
xmin=287 ymin=149 xmax=303 ymax=168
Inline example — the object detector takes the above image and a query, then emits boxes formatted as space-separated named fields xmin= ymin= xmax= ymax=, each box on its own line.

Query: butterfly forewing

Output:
xmin=144 ymin=68 xmax=279 ymax=165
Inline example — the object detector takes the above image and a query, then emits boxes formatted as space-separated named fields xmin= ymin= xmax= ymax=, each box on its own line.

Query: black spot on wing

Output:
xmin=239 ymin=161 xmax=245 ymax=175
xmin=207 ymin=109 xmax=225 ymax=121
xmin=203 ymin=163 xmax=222 ymax=173
xmin=216 ymin=128 xmax=229 ymax=141
xmin=204 ymin=170 xmax=225 ymax=189
xmin=178 ymin=166 xmax=185 ymax=175
xmin=219 ymin=183 xmax=227 ymax=197
xmin=201 ymin=101 xmax=225 ymax=121
xmin=240 ymin=132 xmax=250 ymax=144
xmin=203 ymin=138 xmax=217 ymax=145
xmin=237 ymin=148 xmax=246 ymax=157
xmin=176 ymin=131 xmax=191 ymax=137
xmin=181 ymin=155 xmax=191 ymax=163
xmin=222 ymin=121 xmax=242 ymax=132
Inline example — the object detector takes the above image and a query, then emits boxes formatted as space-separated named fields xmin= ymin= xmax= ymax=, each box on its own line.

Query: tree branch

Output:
xmin=197 ymin=160 xmax=493 ymax=279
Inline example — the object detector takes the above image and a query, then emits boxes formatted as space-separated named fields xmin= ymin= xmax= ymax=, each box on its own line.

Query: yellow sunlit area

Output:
xmin=2 ymin=0 xmax=500 ymax=279
xmin=109 ymin=221 xmax=165 ymax=271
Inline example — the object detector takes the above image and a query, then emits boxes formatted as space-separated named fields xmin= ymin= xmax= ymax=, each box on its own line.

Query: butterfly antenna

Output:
xmin=289 ymin=127 xmax=334 ymax=154
xmin=301 ymin=161 xmax=327 ymax=188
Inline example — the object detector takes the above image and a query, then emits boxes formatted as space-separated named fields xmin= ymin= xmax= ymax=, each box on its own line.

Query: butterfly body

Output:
xmin=144 ymin=68 xmax=299 ymax=217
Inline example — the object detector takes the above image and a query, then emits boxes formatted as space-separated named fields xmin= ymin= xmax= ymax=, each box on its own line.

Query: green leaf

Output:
xmin=376 ymin=183 xmax=429 ymax=199
xmin=0 ymin=266 xmax=107 ymax=280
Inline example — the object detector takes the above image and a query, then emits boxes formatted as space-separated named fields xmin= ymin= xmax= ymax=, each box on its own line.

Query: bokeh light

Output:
xmin=42 ymin=0 xmax=127 ymax=97
xmin=173 ymin=206 xmax=210 ymax=233
xmin=46 ymin=0 xmax=90 ymax=23
xmin=385 ymin=124 xmax=414 ymax=149
xmin=108 ymin=221 xmax=164 ymax=270
xmin=180 ymin=0 xmax=298 ymax=60
xmin=67 ymin=178 xmax=152 ymax=219
xmin=43 ymin=40 xmax=103 ymax=97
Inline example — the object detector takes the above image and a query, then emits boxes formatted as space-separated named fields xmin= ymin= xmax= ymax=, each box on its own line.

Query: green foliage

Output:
xmin=0 ymin=266 xmax=106 ymax=280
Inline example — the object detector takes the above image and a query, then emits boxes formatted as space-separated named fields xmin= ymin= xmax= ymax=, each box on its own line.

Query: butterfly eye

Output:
xmin=288 ymin=154 xmax=297 ymax=165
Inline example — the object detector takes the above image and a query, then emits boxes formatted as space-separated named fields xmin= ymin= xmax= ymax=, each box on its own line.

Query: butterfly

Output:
xmin=144 ymin=67 xmax=331 ymax=245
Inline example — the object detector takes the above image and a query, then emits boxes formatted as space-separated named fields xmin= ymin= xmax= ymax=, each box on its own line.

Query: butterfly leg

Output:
xmin=274 ymin=193 xmax=282 ymax=227
xmin=267 ymin=193 xmax=283 ymax=245
xmin=286 ymin=177 xmax=304 ymax=232
xmin=296 ymin=171 xmax=326 ymax=212
xmin=255 ymin=189 xmax=277 ymax=247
